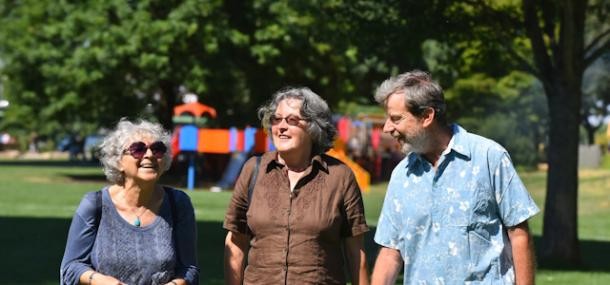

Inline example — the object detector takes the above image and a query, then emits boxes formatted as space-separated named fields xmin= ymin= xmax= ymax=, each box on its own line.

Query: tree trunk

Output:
xmin=523 ymin=0 xmax=586 ymax=266
xmin=540 ymin=79 xmax=582 ymax=265
xmin=158 ymin=79 xmax=177 ymax=131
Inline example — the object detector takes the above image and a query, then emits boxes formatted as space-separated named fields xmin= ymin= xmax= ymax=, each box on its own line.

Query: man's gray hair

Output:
xmin=374 ymin=70 xmax=447 ymax=124
xmin=258 ymin=87 xmax=337 ymax=154
xmin=98 ymin=118 xmax=172 ymax=184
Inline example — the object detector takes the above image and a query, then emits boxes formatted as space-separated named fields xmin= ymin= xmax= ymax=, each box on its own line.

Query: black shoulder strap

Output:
xmin=247 ymin=155 xmax=261 ymax=205
xmin=166 ymin=187 xmax=178 ymax=226
xmin=165 ymin=187 xmax=179 ymax=246
xmin=94 ymin=190 xmax=102 ymax=227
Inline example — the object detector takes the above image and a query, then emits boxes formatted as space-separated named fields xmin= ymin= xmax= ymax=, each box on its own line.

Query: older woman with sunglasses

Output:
xmin=224 ymin=87 xmax=370 ymax=285
xmin=60 ymin=119 xmax=199 ymax=285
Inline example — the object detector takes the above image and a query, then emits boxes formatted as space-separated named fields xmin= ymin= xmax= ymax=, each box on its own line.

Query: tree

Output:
xmin=0 ymin=1 xmax=395 ymax=136
xmin=522 ymin=0 xmax=610 ymax=265
xmin=0 ymin=0 xmax=440 ymax=138
xmin=0 ymin=0 xmax=231 ymax=134
xmin=442 ymin=72 xmax=548 ymax=167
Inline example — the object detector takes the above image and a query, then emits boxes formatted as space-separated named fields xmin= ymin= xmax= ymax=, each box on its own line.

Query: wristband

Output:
xmin=88 ymin=272 xmax=97 ymax=285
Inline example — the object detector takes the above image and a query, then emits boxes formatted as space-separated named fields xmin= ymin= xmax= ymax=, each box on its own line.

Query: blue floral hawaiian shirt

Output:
xmin=374 ymin=124 xmax=540 ymax=284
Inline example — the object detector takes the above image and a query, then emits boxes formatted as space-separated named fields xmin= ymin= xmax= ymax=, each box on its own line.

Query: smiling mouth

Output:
xmin=139 ymin=163 xmax=158 ymax=170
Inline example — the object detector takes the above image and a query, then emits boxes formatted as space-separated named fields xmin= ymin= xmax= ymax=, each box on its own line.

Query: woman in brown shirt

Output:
xmin=223 ymin=87 xmax=370 ymax=285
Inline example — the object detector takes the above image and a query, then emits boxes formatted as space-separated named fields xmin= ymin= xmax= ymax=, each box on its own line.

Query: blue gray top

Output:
xmin=60 ymin=187 xmax=199 ymax=285
xmin=374 ymin=124 xmax=539 ymax=284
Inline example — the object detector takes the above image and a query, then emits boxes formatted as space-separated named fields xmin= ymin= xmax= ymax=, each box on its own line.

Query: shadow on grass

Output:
xmin=534 ymin=236 xmax=610 ymax=271
xmin=1 ymin=217 xmax=607 ymax=285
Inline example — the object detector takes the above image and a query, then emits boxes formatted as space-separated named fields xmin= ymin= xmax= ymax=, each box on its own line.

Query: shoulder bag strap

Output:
xmin=247 ymin=155 xmax=261 ymax=206
xmin=94 ymin=190 xmax=102 ymax=227
xmin=166 ymin=187 xmax=178 ymax=226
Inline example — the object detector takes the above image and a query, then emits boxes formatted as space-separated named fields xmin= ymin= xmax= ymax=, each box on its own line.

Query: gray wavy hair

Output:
xmin=258 ymin=87 xmax=337 ymax=154
xmin=374 ymin=70 xmax=447 ymax=124
xmin=98 ymin=118 xmax=172 ymax=184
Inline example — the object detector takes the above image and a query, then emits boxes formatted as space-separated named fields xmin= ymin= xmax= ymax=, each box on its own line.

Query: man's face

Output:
xmin=382 ymin=92 xmax=428 ymax=154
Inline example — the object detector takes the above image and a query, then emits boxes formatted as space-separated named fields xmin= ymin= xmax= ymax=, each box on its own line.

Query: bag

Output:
xmin=247 ymin=155 xmax=261 ymax=205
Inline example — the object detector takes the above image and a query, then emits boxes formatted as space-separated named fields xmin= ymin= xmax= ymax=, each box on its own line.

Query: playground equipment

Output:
xmin=172 ymin=102 xmax=372 ymax=192
xmin=172 ymin=102 xmax=272 ymax=190
xmin=326 ymin=139 xmax=370 ymax=193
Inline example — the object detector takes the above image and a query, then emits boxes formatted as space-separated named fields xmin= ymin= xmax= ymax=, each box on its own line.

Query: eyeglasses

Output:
xmin=123 ymin=141 xmax=167 ymax=159
xmin=270 ymin=115 xmax=307 ymax=126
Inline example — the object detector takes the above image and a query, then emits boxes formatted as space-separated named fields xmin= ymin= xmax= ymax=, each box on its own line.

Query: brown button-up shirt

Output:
xmin=224 ymin=151 xmax=369 ymax=285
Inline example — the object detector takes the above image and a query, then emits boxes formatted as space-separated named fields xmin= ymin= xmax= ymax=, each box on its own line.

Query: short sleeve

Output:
xmin=374 ymin=183 xmax=401 ymax=250
xmin=373 ymin=167 xmax=404 ymax=250
xmin=341 ymin=170 xmax=369 ymax=237
xmin=223 ymin=156 xmax=258 ymax=234
xmin=493 ymin=152 xmax=540 ymax=227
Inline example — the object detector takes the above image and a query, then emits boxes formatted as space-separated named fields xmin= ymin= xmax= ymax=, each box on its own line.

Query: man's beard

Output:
xmin=398 ymin=129 xmax=429 ymax=154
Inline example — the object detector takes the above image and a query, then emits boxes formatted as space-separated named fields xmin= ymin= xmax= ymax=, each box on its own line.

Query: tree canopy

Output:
xmin=0 ymin=0 xmax=431 ymax=135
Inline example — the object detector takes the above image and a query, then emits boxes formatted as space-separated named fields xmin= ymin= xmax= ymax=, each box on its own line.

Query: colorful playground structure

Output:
xmin=171 ymin=101 xmax=396 ymax=192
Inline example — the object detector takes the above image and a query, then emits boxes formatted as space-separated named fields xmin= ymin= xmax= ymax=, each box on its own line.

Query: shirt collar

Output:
xmin=447 ymin=123 xmax=471 ymax=159
xmin=263 ymin=151 xmax=329 ymax=174
xmin=403 ymin=123 xmax=471 ymax=169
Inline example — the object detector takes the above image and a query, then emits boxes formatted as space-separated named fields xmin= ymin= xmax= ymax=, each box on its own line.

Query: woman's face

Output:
xmin=119 ymin=136 xmax=167 ymax=184
xmin=271 ymin=98 xmax=312 ymax=156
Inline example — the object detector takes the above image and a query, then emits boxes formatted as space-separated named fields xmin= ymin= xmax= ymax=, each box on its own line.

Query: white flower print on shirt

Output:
xmin=432 ymin=222 xmax=441 ymax=233
xmin=448 ymin=242 xmax=459 ymax=256
xmin=412 ymin=176 xmax=422 ymax=184
xmin=459 ymin=201 xmax=470 ymax=211
xmin=393 ymin=198 xmax=403 ymax=213
xmin=472 ymin=166 xmax=480 ymax=175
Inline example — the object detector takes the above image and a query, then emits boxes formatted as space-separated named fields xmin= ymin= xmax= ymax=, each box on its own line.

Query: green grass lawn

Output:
xmin=0 ymin=160 xmax=609 ymax=284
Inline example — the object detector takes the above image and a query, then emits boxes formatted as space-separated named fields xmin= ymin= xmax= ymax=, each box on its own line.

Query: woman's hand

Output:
xmin=91 ymin=274 xmax=126 ymax=285
xmin=79 ymin=271 xmax=126 ymax=285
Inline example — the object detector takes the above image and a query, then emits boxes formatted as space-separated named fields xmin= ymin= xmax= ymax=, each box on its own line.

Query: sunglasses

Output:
xmin=123 ymin=141 xmax=167 ymax=159
xmin=270 ymin=115 xmax=307 ymax=126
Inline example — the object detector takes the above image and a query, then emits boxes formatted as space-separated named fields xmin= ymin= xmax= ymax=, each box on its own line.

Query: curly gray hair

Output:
xmin=374 ymin=70 xmax=447 ymax=124
xmin=258 ymin=87 xmax=337 ymax=154
xmin=98 ymin=118 xmax=172 ymax=184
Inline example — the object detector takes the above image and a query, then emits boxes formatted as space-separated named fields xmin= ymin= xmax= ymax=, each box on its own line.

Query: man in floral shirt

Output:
xmin=371 ymin=70 xmax=539 ymax=285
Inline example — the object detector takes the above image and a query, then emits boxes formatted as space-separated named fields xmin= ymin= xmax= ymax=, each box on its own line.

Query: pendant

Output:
xmin=134 ymin=217 xmax=141 ymax=227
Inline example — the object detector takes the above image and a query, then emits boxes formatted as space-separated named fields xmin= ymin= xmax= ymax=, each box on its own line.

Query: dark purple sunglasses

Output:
xmin=123 ymin=141 xmax=167 ymax=159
